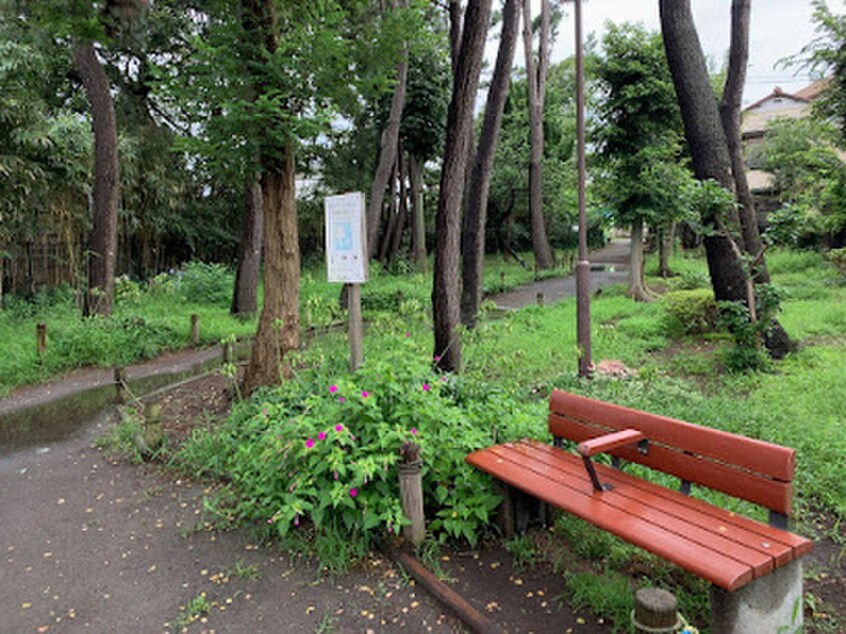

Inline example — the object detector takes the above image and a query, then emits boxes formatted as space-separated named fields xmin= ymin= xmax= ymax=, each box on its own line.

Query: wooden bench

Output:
xmin=466 ymin=389 xmax=813 ymax=633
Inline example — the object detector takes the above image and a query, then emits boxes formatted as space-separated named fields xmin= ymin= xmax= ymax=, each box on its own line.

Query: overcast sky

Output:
xmin=497 ymin=0 xmax=825 ymax=106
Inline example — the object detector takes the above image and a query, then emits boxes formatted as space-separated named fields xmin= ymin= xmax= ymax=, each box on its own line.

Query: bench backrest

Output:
xmin=548 ymin=390 xmax=795 ymax=517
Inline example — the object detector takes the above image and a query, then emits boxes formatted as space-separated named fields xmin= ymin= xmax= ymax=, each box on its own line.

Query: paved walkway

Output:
xmin=492 ymin=239 xmax=629 ymax=310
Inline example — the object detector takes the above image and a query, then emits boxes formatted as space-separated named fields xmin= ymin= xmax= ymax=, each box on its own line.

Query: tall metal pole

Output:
xmin=574 ymin=0 xmax=592 ymax=378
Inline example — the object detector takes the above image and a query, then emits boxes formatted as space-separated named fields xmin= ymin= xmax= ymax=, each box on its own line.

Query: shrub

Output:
xmin=666 ymin=269 xmax=710 ymax=291
xmin=829 ymin=247 xmax=846 ymax=277
xmin=176 ymin=336 xmax=541 ymax=558
xmin=176 ymin=262 xmax=232 ymax=305
xmin=662 ymin=289 xmax=720 ymax=336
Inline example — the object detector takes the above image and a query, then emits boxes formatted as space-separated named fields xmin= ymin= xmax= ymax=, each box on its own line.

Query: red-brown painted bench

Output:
xmin=465 ymin=389 xmax=813 ymax=632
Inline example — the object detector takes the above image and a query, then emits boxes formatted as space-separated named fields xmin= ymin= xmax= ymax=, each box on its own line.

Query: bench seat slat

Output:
xmin=518 ymin=440 xmax=812 ymax=562
xmin=548 ymin=412 xmax=794 ymax=515
xmin=466 ymin=444 xmax=757 ymax=591
xmin=488 ymin=443 xmax=787 ymax=574
xmin=549 ymin=391 xmax=795 ymax=481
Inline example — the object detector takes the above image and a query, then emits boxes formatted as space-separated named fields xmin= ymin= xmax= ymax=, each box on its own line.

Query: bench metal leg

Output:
xmin=709 ymin=558 xmax=804 ymax=634
xmin=493 ymin=482 xmax=547 ymax=539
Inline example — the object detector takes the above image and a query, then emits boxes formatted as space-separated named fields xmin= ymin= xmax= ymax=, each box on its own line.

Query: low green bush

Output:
xmin=176 ymin=335 xmax=541 ymax=556
xmin=176 ymin=262 xmax=232 ymax=305
xmin=662 ymin=289 xmax=720 ymax=336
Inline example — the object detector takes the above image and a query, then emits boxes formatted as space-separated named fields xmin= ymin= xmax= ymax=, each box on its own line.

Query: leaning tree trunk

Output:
xmin=74 ymin=42 xmax=119 ymax=317
xmin=460 ymin=0 xmax=520 ymax=328
xmin=231 ymin=173 xmax=263 ymax=316
xmin=659 ymin=0 xmax=750 ymax=305
xmin=242 ymin=146 xmax=299 ymax=392
xmin=432 ymin=0 xmax=493 ymax=373
xmin=521 ymin=0 xmax=555 ymax=269
xmin=366 ymin=6 xmax=409 ymax=259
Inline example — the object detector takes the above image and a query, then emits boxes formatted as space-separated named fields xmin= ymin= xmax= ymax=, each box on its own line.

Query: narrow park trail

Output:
xmin=0 ymin=246 xmax=630 ymax=633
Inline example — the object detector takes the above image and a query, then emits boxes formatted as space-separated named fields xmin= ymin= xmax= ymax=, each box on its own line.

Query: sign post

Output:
xmin=325 ymin=192 xmax=368 ymax=371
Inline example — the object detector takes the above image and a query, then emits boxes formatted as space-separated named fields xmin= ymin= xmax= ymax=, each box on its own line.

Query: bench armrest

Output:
xmin=577 ymin=429 xmax=646 ymax=492
xmin=577 ymin=429 xmax=645 ymax=458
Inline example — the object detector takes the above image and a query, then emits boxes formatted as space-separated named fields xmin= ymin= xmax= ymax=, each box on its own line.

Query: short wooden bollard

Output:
xmin=536 ymin=292 xmax=545 ymax=306
xmin=632 ymin=587 xmax=680 ymax=633
xmin=190 ymin=314 xmax=199 ymax=346
xmin=114 ymin=367 xmax=127 ymax=404
xmin=36 ymin=323 xmax=47 ymax=360
xmin=397 ymin=442 xmax=425 ymax=547
xmin=499 ymin=271 xmax=506 ymax=288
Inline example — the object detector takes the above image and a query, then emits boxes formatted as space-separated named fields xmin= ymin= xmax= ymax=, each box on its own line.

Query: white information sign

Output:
xmin=325 ymin=192 xmax=368 ymax=284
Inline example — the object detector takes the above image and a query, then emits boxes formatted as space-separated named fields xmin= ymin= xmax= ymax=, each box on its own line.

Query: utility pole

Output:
xmin=572 ymin=0 xmax=591 ymax=378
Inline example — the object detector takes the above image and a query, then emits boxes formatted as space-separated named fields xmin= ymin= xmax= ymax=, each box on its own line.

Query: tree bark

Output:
xmin=659 ymin=0 xmax=748 ymax=304
xmin=366 ymin=11 xmax=409 ymax=259
xmin=460 ymin=0 xmax=520 ymax=328
xmin=242 ymin=147 xmax=299 ymax=392
xmin=74 ymin=42 xmax=119 ymax=317
xmin=628 ymin=219 xmax=653 ymax=302
xmin=433 ymin=0 xmax=492 ymax=373
xmin=521 ymin=0 xmax=555 ymax=269
xmin=409 ymin=154 xmax=427 ymax=273
xmin=230 ymin=173 xmax=263 ymax=316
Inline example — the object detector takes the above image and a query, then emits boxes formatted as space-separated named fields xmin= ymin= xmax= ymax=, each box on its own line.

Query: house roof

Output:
xmin=743 ymin=86 xmax=809 ymax=113
xmin=794 ymin=77 xmax=831 ymax=101
xmin=742 ymin=104 xmax=809 ymax=137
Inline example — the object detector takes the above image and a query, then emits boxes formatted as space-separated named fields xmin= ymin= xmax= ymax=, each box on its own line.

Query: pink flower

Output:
xmin=305 ymin=438 xmax=314 ymax=449
xmin=338 ymin=396 xmax=345 ymax=403
xmin=433 ymin=355 xmax=441 ymax=362
xmin=441 ymin=376 xmax=448 ymax=382
xmin=267 ymin=518 xmax=273 ymax=524
xmin=335 ymin=424 xmax=343 ymax=432
xmin=329 ymin=385 xmax=337 ymax=393
xmin=404 ymin=332 xmax=411 ymax=338
xmin=361 ymin=390 xmax=369 ymax=399
xmin=422 ymin=383 xmax=430 ymax=392
xmin=293 ymin=514 xmax=300 ymax=526
xmin=410 ymin=427 xmax=417 ymax=436
xmin=333 ymin=470 xmax=338 ymax=480
xmin=349 ymin=488 xmax=358 ymax=498
xmin=318 ymin=431 xmax=326 ymax=441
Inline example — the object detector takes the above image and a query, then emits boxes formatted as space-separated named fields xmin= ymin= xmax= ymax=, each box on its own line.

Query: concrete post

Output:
xmin=397 ymin=458 xmax=425 ymax=547
xmin=710 ymin=558 xmax=804 ymax=634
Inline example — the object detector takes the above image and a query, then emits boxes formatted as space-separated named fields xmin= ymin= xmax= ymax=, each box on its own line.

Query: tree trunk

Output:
xmin=242 ymin=147 xmax=299 ymax=392
xmin=409 ymin=154 xmax=427 ymax=273
xmin=628 ymin=219 xmax=653 ymax=302
xmin=659 ymin=0 xmax=748 ymax=304
xmin=241 ymin=0 xmax=301 ymax=392
xmin=658 ymin=222 xmax=675 ymax=278
xmin=366 ymin=15 xmax=409 ymax=258
xmin=74 ymin=42 xmax=119 ymax=317
xmin=719 ymin=0 xmax=774 ymax=288
xmin=448 ymin=0 xmax=463 ymax=73
xmin=387 ymin=152 xmax=409 ymax=262
xmin=231 ymin=173 xmax=263 ymax=316
xmin=433 ymin=0 xmax=492 ymax=373
xmin=460 ymin=0 xmax=520 ymax=328
xmin=379 ymin=160 xmax=400 ymax=262
xmin=521 ymin=0 xmax=555 ymax=270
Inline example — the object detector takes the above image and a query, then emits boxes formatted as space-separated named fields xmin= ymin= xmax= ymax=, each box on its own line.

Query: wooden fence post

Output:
xmin=632 ymin=587 xmax=679 ymax=634
xmin=190 ymin=314 xmax=199 ymax=346
xmin=36 ymin=323 xmax=47 ymax=361
xmin=397 ymin=442 xmax=425 ymax=547
xmin=114 ymin=367 xmax=127 ymax=404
